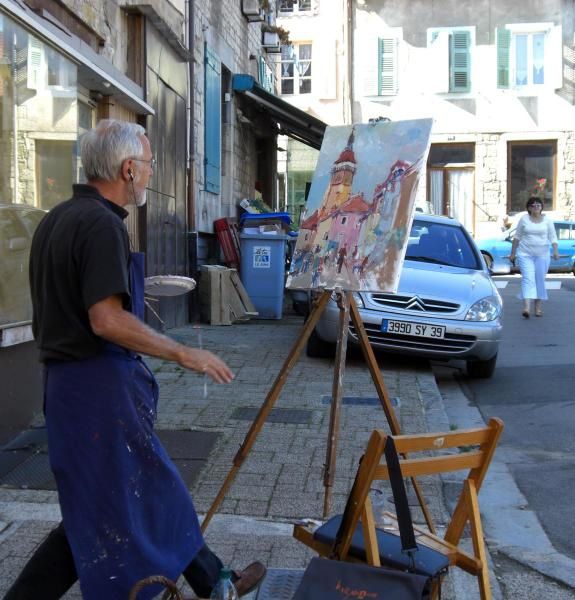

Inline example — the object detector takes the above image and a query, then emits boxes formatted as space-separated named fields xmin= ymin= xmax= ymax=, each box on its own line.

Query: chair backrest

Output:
xmin=334 ymin=417 xmax=504 ymax=562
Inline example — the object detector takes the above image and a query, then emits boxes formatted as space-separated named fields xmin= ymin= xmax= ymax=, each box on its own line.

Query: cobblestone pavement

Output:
xmin=1 ymin=310 xmax=572 ymax=598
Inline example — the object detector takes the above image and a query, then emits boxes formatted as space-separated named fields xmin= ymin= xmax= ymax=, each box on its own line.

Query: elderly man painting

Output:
xmin=3 ymin=120 xmax=265 ymax=600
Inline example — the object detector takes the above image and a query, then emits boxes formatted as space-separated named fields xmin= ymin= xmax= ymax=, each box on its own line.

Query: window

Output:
xmin=507 ymin=141 xmax=555 ymax=213
xmin=428 ymin=28 xmax=472 ymax=93
xmin=279 ymin=0 xmax=312 ymax=14
xmin=497 ymin=24 xmax=562 ymax=90
xmin=281 ymin=43 xmax=312 ymax=95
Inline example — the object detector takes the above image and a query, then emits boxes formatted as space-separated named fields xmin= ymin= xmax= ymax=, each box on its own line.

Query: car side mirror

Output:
xmin=7 ymin=237 xmax=29 ymax=251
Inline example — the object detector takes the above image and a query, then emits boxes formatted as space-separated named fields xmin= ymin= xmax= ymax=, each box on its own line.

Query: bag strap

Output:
xmin=384 ymin=436 xmax=418 ymax=558
xmin=332 ymin=437 xmax=419 ymax=564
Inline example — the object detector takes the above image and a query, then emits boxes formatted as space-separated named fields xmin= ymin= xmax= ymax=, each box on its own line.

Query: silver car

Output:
xmin=308 ymin=214 xmax=503 ymax=378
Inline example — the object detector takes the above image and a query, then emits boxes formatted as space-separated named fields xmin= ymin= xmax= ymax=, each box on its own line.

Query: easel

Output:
xmin=201 ymin=288 xmax=435 ymax=533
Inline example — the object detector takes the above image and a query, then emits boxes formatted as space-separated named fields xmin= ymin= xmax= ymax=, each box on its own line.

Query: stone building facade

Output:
xmin=0 ymin=0 xmax=291 ymax=428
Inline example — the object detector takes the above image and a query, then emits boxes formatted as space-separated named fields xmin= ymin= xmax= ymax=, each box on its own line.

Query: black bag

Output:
xmin=292 ymin=556 xmax=429 ymax=600
xmin=309 ymin=437 xmax=449 ymax=598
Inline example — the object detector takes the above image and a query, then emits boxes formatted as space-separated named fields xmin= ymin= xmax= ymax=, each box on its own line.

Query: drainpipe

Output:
xmin=345 ymin=0 xmax=354 ymax=124
xmin=187 ymin=0 xmax=199 ymax=321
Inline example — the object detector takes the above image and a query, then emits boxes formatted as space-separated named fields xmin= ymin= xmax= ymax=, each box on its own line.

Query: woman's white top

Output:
xmin=514 ymin=215 xmax=558 ymax=257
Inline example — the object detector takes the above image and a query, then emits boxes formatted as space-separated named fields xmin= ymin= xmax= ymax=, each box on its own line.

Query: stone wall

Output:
xmin=194 ymin=0 xmax=274 ymax=235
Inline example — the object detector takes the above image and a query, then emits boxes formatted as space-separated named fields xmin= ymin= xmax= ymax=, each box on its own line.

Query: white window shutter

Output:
xmin=360 ymin=35 xmax=380 ymax=96
xmin=379 ymin=37 xmax=398 ymax=95
xmin=548 ymin=25 xmax=563 ymax=90
xmin=428 ymin=30 xmax=449 ymax=93
xmin=27 ymin=38 xmax=43 ymax=90
xmin=317 ymin=37 xmax=337 ymax=99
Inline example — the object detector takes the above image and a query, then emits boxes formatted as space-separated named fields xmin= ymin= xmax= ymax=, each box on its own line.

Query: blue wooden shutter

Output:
xmin=496 ymin=28 xmax=511 ymax=89
xmin=450 ymin=31 xmax=470 ymax=92
xmin=204 ymin=44 xmax=221 ymax=194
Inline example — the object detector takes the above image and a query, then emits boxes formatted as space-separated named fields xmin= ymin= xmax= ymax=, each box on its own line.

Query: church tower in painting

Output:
xmin=322 ymin=129 xmax=357 ymax=214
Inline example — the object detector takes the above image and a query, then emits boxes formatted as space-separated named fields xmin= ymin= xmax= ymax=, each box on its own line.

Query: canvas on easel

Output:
xmin=201 ymin=119 xmax=434 ymax=532
xmin=287 ymin=119 xmax=433 ymax=293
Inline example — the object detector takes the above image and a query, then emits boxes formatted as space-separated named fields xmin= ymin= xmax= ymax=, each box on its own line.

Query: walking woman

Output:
xmin=510 ymin=196 xmax=559 ymax=318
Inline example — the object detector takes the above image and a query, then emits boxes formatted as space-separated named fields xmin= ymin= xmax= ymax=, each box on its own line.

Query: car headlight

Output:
xmin=352 ymin=292 xmax=365 ymax=308
xmin=465 ymin=295 xmax=502 ymax=321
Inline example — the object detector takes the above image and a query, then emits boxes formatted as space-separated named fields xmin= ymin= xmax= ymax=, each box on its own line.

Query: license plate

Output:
xmin=381 ymin=319 xmax=446 ymax=339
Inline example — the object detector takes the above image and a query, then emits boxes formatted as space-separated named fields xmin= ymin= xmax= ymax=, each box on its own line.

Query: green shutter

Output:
xmin=378 ymin=37 xmax=397 ymax=96
xmin=450 ymin=31 xmax=470 ymax=92
xmin=496 ymin=27 xmax=511 ymax=89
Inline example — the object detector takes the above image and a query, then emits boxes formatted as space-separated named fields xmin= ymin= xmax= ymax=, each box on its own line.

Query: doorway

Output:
xmin=427 ymin=143 xmax=475 ymax=234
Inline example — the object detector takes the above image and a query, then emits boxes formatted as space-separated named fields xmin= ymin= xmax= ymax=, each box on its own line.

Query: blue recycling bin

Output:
xmin=240 ymin=233 xmax=288 ymax=319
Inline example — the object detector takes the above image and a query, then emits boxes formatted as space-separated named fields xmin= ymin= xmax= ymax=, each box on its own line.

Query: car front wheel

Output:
xmin=466 ymin=354 xmax=497 ymax=378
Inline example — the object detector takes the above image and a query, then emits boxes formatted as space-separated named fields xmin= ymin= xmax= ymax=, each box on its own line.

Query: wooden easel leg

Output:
xmin=349 ymin=298 xmax=436 ymax=534
xmin=322 ymin=290 xmax=351 ymax=518
xmin=201 ymin=290 xmax=332 ymax=532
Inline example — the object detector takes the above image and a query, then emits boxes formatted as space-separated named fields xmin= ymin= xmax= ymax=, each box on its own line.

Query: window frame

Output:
xmin=280 ymin=42 xmax=313 ymax=96
xmin=278 ymin=0 xmax=312 ymax=15
xmin=497 ymin=23 xmax=559 ymax=92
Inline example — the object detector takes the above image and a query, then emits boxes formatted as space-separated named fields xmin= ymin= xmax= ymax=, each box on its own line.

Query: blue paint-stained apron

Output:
xmin=45 ymin=253 xmax=204 ymax=600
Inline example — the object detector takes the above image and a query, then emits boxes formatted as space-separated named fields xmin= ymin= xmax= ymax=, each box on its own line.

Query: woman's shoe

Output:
xmin=522 ymin=310 xmax=530 ymax=319
xmin=535 ymin=309 xmax=543 ymax=317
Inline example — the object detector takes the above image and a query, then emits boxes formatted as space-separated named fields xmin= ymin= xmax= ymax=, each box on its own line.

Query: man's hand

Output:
xmin=175 ymin=347 xmax=234 ymax=383
xmin=89 ymin=295 xmax=234 ymax=383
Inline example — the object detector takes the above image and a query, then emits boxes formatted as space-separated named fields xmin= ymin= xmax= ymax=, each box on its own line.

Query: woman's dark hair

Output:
xmin=526 ymin=196 xmax=544 ymax=211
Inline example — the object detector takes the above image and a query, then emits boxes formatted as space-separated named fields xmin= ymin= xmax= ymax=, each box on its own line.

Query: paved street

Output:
xmin=1 ymin=299 xmax=575 ymax=598
xmin=435 ymin=273 xmax=575 ymax=595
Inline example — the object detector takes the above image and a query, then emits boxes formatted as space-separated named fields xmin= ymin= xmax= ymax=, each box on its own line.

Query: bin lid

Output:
xmin=239 ymin=212 xmax=291 ymax=226
xmin=239 ymin=232 xmax=288 ymax=240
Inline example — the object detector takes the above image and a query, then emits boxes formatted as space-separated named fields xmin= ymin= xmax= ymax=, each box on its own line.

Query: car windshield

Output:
xmin=405 ymin=220 xmax=481 ymax=269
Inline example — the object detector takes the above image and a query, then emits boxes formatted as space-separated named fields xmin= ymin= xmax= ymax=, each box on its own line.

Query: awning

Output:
xmin=1 ymin=0 xmax=154 ymax=115
xmin=232 ymin=74 xmax=326 ymax=150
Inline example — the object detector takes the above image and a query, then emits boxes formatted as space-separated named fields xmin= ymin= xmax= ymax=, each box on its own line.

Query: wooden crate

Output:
xmin=199 ymin=265 xmax=257 ymax=325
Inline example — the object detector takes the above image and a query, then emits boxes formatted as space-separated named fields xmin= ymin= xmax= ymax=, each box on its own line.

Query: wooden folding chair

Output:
xmin=293 ymin=417 xmax=504 ymax=600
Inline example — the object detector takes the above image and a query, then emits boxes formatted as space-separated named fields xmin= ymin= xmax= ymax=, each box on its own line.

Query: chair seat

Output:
xmin=313 ymin=515 xmax=449 ymax=579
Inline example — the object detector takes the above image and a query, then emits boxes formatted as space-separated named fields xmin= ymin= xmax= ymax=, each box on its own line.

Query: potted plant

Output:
xmin=261 ymin=23 xmax=291 ymax=47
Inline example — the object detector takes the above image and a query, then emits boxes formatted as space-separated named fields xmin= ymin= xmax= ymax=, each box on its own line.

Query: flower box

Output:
xmin=242 ymin=0 xmax=265 ymax=21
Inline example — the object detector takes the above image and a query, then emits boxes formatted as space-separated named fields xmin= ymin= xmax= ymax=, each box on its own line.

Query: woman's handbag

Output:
xmin=292 ymin=556 xmax=429 ymax=600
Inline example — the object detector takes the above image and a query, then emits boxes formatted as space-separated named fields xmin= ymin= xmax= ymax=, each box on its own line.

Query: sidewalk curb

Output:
xmin=432 ymin=367 xmax=575 ymax=593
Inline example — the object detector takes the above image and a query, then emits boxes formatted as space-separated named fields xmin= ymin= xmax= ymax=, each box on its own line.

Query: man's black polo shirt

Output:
xmin=29 ymin=184 xmax=132 ymax=362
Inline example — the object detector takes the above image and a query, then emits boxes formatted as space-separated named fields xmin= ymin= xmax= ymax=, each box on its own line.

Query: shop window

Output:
xmin=0 ymin=11 xmax=78 ymax=327
xmin=508 ymin=141 xmax=555 ymax=213
xmin=36 ymin=140 xmax=75 ymax=210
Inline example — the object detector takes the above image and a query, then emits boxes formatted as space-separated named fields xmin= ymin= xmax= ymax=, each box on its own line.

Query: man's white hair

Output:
xmin=80 ymin=119 xmax=146 ymax=182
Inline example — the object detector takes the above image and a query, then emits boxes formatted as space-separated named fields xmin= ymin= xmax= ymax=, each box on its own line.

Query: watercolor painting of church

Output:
xmin=286 ymin=118 xmax=433 ymax=292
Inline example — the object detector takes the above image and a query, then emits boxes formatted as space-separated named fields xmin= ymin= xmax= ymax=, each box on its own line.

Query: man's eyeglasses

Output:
xmin=131 ymin=157 xmax=156 ymax=168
